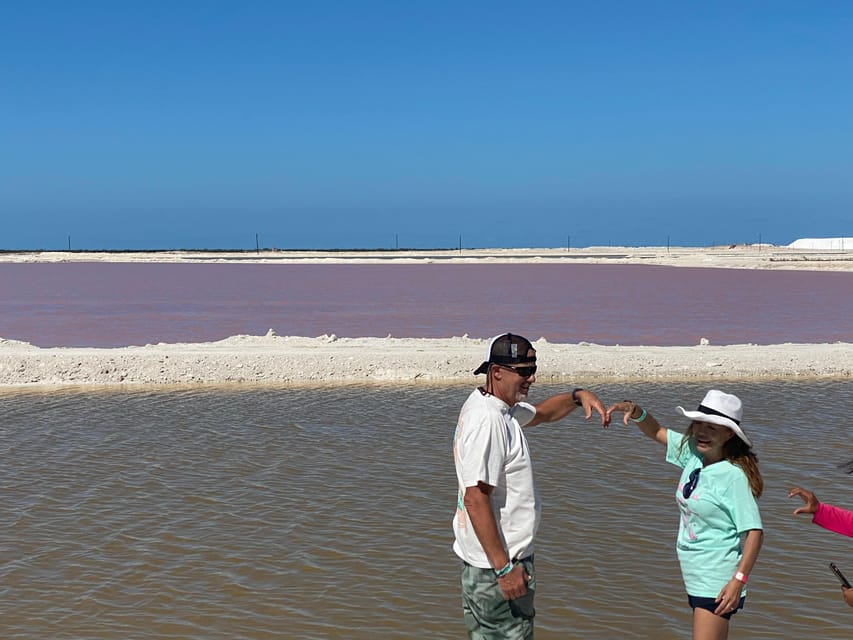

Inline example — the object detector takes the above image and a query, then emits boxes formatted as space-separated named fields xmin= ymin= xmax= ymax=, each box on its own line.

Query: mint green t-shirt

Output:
xmin=665 ymin=429 xmax=762 ymax=598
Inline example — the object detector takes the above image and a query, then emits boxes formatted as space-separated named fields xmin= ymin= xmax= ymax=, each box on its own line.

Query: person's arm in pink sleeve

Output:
xmin=813 ymin=502 xmax=853 ymax=538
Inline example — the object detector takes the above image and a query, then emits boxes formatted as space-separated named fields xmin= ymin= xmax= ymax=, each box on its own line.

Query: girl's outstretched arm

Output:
xmin=605 ymin=401 xmax=667 ymax=445
xmin=789 ymin=487 xmax=853 ymax=537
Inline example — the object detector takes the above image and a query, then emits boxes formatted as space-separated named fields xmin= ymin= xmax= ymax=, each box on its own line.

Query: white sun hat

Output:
xmin=676 ymin=389 xmax=751 ymax=447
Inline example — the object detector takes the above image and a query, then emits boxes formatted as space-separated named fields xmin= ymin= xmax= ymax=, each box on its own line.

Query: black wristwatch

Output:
xmin=572 ymin=388 xmax=584 ymax=407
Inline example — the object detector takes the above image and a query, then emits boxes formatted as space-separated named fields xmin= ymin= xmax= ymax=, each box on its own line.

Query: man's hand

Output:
xmin=575 ymin=389 xmax=610 ymax=427
xmin=496 ymin=564 xmax=530 ymax=600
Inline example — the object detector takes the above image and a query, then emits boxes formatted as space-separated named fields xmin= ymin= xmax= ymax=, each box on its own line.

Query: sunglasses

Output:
xmin=683 ymin=467 xmax=701 ymax=499
xmin=498 ymin=364 xmax=537 ymax=378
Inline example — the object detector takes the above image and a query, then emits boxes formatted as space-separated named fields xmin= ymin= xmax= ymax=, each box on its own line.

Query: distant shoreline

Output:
xmin=1 ymin=245 xmax=852 ymax=271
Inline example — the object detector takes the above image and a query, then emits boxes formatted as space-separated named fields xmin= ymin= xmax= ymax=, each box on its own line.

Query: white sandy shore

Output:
xmin=1 ymin=334 xmax=850 ymax=389
xmin=2 ymin=244 xmax=853 ymax=271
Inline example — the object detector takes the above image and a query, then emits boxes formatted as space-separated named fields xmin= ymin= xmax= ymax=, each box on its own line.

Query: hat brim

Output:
xmin=473 ymin=361 xmax=489 ymax=375
xmin=676 ymin=406 xmax=752 ymax=447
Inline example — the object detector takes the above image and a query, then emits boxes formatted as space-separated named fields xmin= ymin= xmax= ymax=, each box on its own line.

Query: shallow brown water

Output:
xmin=1 ymin=381 xmax=851 ymax=638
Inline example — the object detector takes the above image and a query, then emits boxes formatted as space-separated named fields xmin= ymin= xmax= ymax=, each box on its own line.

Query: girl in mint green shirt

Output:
xmin=607 ymin=390 xmax=763 ymax=640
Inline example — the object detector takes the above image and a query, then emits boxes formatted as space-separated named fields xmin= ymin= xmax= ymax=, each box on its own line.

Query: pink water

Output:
xmin=0 ymin=262 xmax=850 ymax=347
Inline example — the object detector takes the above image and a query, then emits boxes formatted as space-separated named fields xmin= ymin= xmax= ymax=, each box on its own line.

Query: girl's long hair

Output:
xmin=680 ymin=423 xmax=764 ymax=498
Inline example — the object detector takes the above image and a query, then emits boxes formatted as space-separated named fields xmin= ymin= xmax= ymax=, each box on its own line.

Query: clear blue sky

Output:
xmin=3 ymin=1 xmax=851 ymax=250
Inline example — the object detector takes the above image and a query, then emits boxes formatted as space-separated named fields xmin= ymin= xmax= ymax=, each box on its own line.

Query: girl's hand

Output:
xmin=605 ymin=401 xmax=636 ymax=426
xmin=788 ymin=487 xmax=820 ymax=515
xmin=714 ymin=579 xmax=743 ymax=616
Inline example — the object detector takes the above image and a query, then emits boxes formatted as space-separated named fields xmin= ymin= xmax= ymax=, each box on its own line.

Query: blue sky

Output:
xmin=3 ymin=1 xmax=851 ymax=250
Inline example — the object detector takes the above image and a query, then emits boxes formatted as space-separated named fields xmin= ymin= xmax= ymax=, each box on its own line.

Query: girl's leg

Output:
xmin=692 ymin=607 xmax=729 ymax=640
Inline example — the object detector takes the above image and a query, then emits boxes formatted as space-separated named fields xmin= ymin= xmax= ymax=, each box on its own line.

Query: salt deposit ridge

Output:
xmin=0 ymin=334 xmax=850 ymax=389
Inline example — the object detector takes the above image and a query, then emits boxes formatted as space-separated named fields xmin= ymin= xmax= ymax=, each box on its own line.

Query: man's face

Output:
xmin=492 ymin=349 xmax=537 ymax=403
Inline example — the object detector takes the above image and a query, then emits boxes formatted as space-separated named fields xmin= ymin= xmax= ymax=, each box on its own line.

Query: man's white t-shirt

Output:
xmin=452 ymin=388 xmax=539 ymax=568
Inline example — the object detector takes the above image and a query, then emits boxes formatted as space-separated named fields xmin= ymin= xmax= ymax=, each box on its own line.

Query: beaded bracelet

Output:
xmin=494 ymin=561 xmax=514 ymax=578
xmin=631 ymin=407 xmax=648 ymax=422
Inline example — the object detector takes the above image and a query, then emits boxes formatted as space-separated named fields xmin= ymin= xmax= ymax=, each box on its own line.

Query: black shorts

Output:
xmin=687 ymin=595 xmax=745 ymax=620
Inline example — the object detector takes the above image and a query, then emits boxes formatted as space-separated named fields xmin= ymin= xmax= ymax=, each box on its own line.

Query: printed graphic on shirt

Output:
xmin=453 ymin=418 xmax=468 ymax=531
xmin=677 ymin=481 xmax=700 ymax=541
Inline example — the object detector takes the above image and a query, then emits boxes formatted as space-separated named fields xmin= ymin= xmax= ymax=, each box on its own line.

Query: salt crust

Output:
xmin=0 ymin=334 xmax=850 ymax=389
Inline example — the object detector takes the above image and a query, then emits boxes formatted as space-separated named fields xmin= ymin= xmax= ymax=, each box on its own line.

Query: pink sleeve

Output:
xmin=813 ymin=503 xmax=853 ymax=538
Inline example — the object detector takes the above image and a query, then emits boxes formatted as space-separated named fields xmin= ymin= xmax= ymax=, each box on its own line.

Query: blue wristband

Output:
xmin=631 ymin=407 xmax=648 ymax=422
xmin=494 ymin=561 xmax=513 ymax=578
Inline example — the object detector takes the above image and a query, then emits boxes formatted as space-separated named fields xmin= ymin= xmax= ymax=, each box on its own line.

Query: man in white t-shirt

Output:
xmin=452 ymin=333 xmax=608 ymax=639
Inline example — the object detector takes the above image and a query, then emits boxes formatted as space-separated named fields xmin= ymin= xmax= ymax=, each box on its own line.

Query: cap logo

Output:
xmin=510 ymin=344 xmax=517 ymax=358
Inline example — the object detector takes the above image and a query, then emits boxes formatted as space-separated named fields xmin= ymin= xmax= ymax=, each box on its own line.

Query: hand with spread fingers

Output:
xmin=788 ymin=487 xmax=820 ymax=515
xmin=788 ymin=482 xmax=853 ymax=539
xmin=575 ymin=388 xmax=610 ymax=426
xmin=604 ymin=400 xmax=636 ymax=426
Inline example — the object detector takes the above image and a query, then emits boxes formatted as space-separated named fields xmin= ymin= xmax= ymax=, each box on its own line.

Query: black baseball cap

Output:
xmin=473 ymin=333 xmax=537 ymax=375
